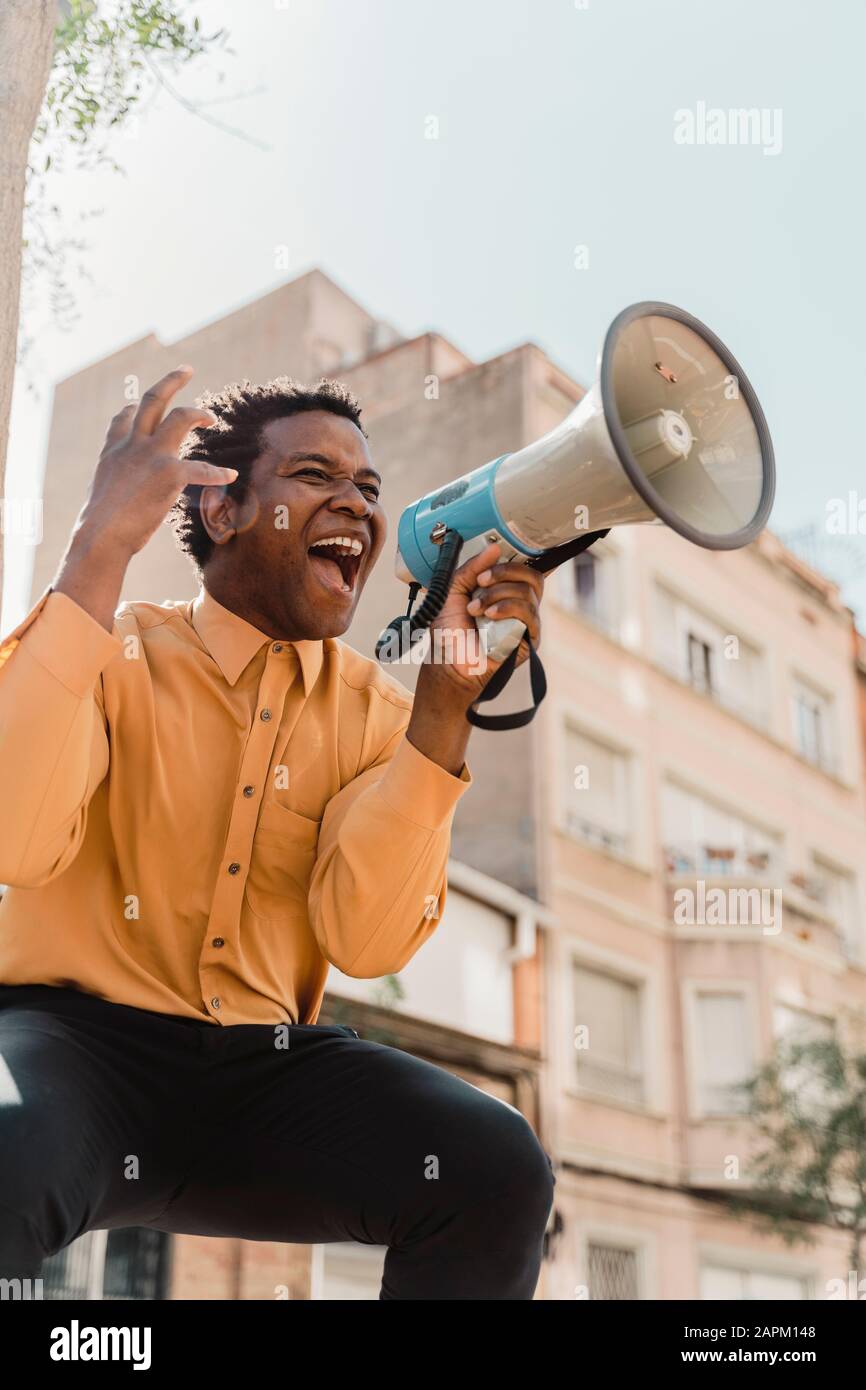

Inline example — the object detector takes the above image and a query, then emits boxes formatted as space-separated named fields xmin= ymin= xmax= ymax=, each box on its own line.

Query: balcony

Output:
xmin=662 ymin=843 xmax=782 ymax=931
xmin=663 ymin=843 xmax=778 ymax=882
xmin=575 ymin=1055 xmax=645 ymax=1107
xmin=566 ymin=811 xmax=629 ymax=857
xmin=663 ymin=846 xmax=858 ymax=959
xmin=785 ymin=871 xmax=858 ymax=960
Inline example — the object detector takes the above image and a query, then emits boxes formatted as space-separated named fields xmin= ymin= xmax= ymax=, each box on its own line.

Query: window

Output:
xmin=573 ymin=964 xmax=644 ymax=1104
xmin=811 ymin=857 xmax=859 ymax=959
xmin=661 ymin=782 xmax=780 ymax=880
xmin=693 ymin=991 xmax=753 ymax=1115
xmin=564 ymin=726 xmax=631 ymax=856
xmin=41 ymin=1229 xmax=171 ymax=1300
xmin=687 ymin=632 xmax=715 ymax=696
xmin=588 ymin=1242 xmax=640 ymax=1300
xmin=792 ymin=679 xmax=834 ymax=772
xmin=700 ymin=1263 xmax=810 ymax=1300
xmin=332 ymin=885 xmax=516 ymax=1044
xmin=575 ymin=551 xmax=599 ymax=609
xmin=558 ymin=545 xmax=618 ymax=636
xmin=653 ymin=587 xmax=767 ymax=727
xmin=312 ymin=1243 xmax=387 ymax=1300
xmin=774 ymin=1004 xmax=836 ymax=1114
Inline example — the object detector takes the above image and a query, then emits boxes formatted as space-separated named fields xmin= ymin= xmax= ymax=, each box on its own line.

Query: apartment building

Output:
xmin=540 ymin=521 xmax=866 ymax=1300
xmin=24 ymin=269 xmax=866 ymax=1299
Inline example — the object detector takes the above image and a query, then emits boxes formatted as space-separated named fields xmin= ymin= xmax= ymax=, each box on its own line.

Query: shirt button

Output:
xmin=211 ymin=996 xmax=221 ymax=1010
xmin=228 ymin=862 xmax=241 ymax=875
xmin=212 ymin=937 xmax=225 ymax=949
xmin=260 ymin=708 xmax=272 ymax=721
xmin=272 ymin=643 xmax=283 ymax=654
xmin=243 ymin=785 xmax=255 ymax=798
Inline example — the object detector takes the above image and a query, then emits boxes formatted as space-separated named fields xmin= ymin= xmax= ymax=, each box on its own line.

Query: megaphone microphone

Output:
xmin=375 ymin=301 xmax=775 ymax=731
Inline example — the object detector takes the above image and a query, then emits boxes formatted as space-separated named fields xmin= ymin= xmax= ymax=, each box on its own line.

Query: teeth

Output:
xmin=311 ymin=536 xmax=363 ymax=556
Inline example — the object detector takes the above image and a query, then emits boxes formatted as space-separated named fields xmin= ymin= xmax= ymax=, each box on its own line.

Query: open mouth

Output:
xmin=307 ymin=535 xmax=364 ymax=597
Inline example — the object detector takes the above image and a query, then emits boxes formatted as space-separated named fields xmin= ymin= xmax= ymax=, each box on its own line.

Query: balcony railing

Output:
xmin=575 ymin=1056 xmax=645 ymax=1106
xmin=788 ymin=872 xmax=827 ymax=904
xmin=663 ymin=842 xmax=780 ymax=881
xmin=664 ymin=849 xmax=860 ymax=960
xmin=781 ymin=895 xmax=854 ymax=958
xmin=566 ymin=811 xmax=628 ymax=857
xmin=784 ymin=876 xmax=860 ymax=961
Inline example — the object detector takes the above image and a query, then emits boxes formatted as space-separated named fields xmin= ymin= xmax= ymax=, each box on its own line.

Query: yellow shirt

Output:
xmin=0 ymin=586 xmax=472 ymax=1025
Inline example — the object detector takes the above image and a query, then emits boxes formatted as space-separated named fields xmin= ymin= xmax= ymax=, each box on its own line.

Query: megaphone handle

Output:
xmin=472 ymin=594 xmax=526 ymax=666
xmin=470 ymin=526 xmax=612 ymax=661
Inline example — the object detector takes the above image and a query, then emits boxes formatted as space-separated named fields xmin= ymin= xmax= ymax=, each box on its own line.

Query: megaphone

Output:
xmin=375 ymin=301 xmax=775 ymax=730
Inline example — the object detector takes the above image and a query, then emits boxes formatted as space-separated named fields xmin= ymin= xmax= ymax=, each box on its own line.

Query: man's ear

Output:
xmin=199 ymin=483 xmax=261 ymax=546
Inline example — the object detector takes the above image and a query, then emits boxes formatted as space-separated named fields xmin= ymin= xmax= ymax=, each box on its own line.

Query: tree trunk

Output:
xmin=0 ymin=1 xmax=57 ymax=603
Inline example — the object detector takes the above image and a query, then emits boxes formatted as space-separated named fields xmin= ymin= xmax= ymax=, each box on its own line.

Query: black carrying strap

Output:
xmin=466 ymin=631 xmax=546 ymax=730
xmin=465 ymin=529 xmax=609 ymax=731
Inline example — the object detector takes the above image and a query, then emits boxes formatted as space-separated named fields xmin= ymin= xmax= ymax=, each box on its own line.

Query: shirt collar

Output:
xmin=191 ymin=587 xmax=323 ymax=695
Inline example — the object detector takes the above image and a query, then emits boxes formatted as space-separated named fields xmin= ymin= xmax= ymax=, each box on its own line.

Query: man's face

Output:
xmin=207 ymin=410 xmax=387 ymax=640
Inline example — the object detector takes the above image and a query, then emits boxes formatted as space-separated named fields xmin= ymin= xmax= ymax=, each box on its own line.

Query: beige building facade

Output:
xmin=28 ymin=270 xmax=866 ymax=1300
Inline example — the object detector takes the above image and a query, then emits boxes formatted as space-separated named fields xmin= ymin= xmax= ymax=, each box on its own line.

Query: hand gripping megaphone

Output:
xmin=375 ymin=301 xmax=775 ymax=731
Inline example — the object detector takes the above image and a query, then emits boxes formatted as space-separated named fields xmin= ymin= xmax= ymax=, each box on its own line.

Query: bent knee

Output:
xmin=458 ymin=1090 xmax=555 ymax=1211
xmin=503 ymin=1116 xmax=556 ymax=1216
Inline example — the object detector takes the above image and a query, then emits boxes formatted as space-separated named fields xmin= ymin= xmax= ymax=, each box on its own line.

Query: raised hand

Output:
xmin=53 ymin=366 xmax=235 ymax=633
xmin=74 ymin=365 xmax=236 ymax=559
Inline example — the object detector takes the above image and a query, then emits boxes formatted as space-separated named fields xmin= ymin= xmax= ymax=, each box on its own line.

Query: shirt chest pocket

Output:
xmin=244 ymin=801 xmax=321 ymax=920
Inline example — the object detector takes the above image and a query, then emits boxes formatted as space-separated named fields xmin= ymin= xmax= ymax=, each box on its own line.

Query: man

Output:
xmin=0 ymin=367 xmax=554 ymax=1300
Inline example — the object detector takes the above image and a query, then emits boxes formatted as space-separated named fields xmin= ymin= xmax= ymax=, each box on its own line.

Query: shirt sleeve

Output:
xmin=0 ymin=589 xmax=122 ymax=886
xmin=307 ymin=691 xmax=473 ymax=978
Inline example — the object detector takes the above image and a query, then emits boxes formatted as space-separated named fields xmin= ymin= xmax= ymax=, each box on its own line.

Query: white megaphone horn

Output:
xmin=376 ymin=301 xmax=775 ymax=730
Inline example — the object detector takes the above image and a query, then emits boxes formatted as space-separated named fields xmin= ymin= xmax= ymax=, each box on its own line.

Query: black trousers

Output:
xmin=0 ymin=984 xmax=555 ymax=1300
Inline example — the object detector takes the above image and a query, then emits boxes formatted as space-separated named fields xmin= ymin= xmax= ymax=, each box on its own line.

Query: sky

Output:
xmin=5 ymin=0 xmax=865 ymax=630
